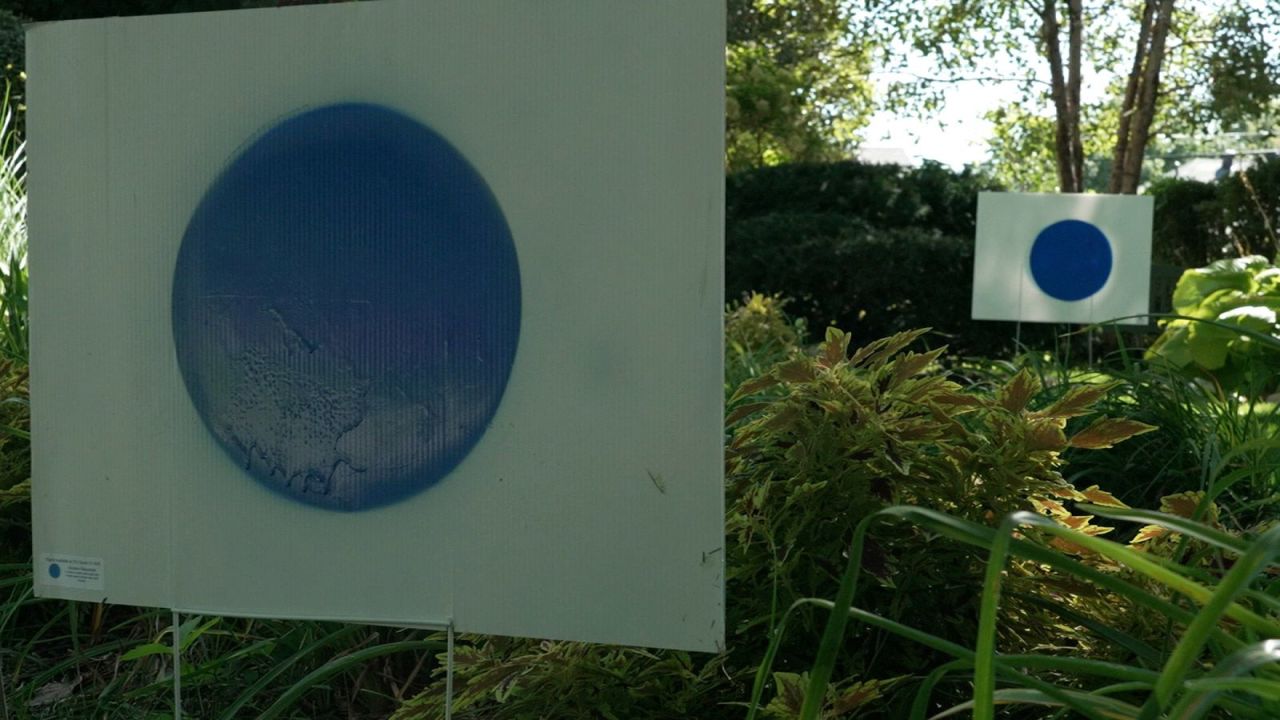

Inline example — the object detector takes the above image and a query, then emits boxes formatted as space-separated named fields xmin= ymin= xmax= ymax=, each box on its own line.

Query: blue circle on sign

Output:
xmin=1029 ymin=219 xmax=1113 ymax=301
xmin=171 ymin=104 xmax=521 ymax=512
xmin=48 ymin=563 xmax=60 ymax=579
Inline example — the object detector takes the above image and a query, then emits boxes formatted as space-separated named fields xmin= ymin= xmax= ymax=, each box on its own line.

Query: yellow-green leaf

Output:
xmin=851 ymin=328 xmax=930 ymax=367
xmin=1034 ymin=382 xmax=1120 ymax=419
xmin=1067 ymin=418 xmax=1157 ymax=449
xmin=725 ymin=402 xmax=771 ymax=427
xmin=1079 ymin=485 xmax=1129 ymax=508
xmin=888 ymin=347 xmax=945 ymax=388
xmin=731 ymin=374 xmax=780 ymax=403
xmin=1130 ymin=524 xmax=1168 ymax=545
xmin=1025 ymin=418 xmax=1068 ymax=452
xmin=998 ymin=369 xmax=1040 ymax=412
xmin=821 ymin=327 xmax=851 ymax=367
xmin=776 ymin=359 xmax=816 ymax=383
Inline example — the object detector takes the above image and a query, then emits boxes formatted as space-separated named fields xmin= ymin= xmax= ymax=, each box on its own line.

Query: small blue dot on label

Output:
xmin=48 ymin=563 xmax=61 ymax=579
xmin=1029 ymin=219 xmax=1113 ymax=302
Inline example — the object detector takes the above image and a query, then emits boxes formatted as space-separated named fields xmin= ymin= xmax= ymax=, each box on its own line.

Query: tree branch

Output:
xmin=1067 ymin=0 xmax=1084 ymax=191
xmin=871 ymin=70 xmax=1051 ymax=88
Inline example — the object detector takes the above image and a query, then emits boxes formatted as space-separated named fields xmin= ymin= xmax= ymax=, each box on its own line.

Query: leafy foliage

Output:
xmin=726 ymin=327 xmax=1152 ymax=714
xmin=871 ymin=0 xmax=1280 ymax=191
xmin=725 ymin=292 xmax=807 ymax=399
xmin=391 ymin=636 xmax=730 ymax=720
xmin=1149 ymin=156 xmax=1280 ymax=267
xmin=1050 ymin=362 xmax=1279 ymax=520
xmin=725 ymin=0 xmax=874 ymax=171
xmin=1146 ymin=255 xmax=1280 ymax=396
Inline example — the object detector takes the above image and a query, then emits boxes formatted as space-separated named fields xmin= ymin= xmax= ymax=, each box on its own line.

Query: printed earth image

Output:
xmin=171 ymin=103 xmax=521 ymax=511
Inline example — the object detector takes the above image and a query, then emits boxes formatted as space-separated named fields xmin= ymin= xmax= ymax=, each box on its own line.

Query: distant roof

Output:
xmin=856 ymin=147 xmax=914 ymax=166
xmin=1170 ymin=151 xmax=1279 ymax=183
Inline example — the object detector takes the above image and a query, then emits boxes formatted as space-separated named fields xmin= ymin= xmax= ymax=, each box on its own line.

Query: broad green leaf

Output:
xmin=1218 ymin=304 xmax=1277 ymax=331
xmin=1145 ymin=326 xmax=1194 ymax=367
xmin=1186 ymin=320 xmax=1235 ymax=369
xmin=1197 ymin=288 xmax=1249 ymax=319
xmin=1172 ymin=261 xmax=1255 ymax=315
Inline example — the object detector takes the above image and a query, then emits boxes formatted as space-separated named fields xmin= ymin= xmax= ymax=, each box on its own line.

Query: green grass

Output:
xmin=748 ymin=504 xmax=1280 ymax=720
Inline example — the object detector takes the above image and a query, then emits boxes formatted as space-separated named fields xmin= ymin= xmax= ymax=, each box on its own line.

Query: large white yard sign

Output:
xmin=30 ymin=0 xmax=725 ymax=652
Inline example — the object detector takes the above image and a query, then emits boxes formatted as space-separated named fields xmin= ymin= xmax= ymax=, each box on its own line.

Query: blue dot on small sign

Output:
xmin=48 ymin=563 xmax=60 ymax=579
xmin=1029 ymin=219 xmax=1113 ymax=302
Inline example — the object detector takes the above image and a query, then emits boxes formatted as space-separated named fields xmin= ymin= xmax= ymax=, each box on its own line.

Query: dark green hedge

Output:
xmin=726 ymin=157 xmax=1280 ymax=357
xmin=726 ymin=161 xmax=1054 ymax=356
xmin=725 ymin=160 xmax=988 ymax=238
xmin=1149 ymin=157 xmax=1280 ymax=266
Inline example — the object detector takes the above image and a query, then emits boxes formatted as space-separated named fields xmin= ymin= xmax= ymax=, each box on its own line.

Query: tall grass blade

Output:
xmin=216 ymin=624 xmax=361 ymax=720
xmin=257 ymin=638 xmax=442 ymax=720
xmin=1146 ymin=524 xmax=1280 ymax=713
xmin=928 ymin=687 xmax=1143 ymax=720
xmin=1169 ymin=640 xmax=1280 ymax=719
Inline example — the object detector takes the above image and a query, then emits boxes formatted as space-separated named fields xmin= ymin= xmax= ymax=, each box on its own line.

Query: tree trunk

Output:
xmin=1066 ymin=0 xmax=1084 ymax=188
xmin=1042 ymin=0 xmax=1082 ymax=193
xmin=1108 ymin=0 xmax=1155 ymax=193
xmin=1109 ymin=0 xmax=1177 ymax=194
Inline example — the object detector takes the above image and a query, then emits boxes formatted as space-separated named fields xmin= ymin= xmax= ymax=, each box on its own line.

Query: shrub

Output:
xmin=725 ymin=161 xmax=1065 ymax=357
xmin=726 ymin=328 xmax=1152 ymax=714
xmin=1149 ymin=176 xmax=1225 ymax=267
xmin=725 ymin=292 xmax=807 ymax=399
xmin=725 ymin=161 xmax=993 ymax=239
xmin=727 ymin=213 xmax=1058 ymax=357
xmin=1217 ymin=156 xmax=1280 ymax=259
xmin=1147 ymin=156 xmax=1280 ymax=265
xmin=727 ymin=157 xmax=1280 ymax=361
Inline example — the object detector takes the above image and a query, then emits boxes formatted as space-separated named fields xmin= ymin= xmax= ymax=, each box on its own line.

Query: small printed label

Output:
xmin=39 ymin=553 xmax=104 ymax=591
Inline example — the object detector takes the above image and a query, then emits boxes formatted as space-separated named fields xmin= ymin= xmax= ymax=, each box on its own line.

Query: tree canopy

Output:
xmin=725 ymin=0 xmax=875 ymax=171
xmin=1 ymin=0 xmax=1275 ymax=186
xmin=866 ymin=0 xmax=1279 ymax=192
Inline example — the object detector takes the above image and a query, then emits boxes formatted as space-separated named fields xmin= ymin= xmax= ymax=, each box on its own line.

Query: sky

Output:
xmin=859 ymin=39 xmax=1050 ymax=170
xmin=859 ymin=34 xmax=1061 ymax=171
xmin=861 ymin=74 xmax=1018 ymax=170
